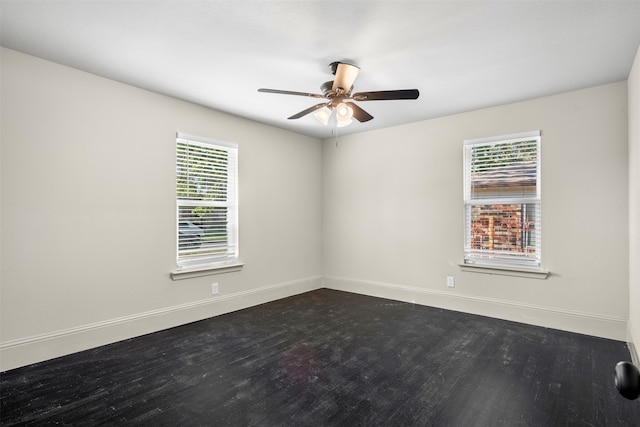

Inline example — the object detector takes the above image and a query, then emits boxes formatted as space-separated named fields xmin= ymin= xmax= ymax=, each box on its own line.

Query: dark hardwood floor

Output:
xmin=1 ymin=289 xmax=639 ymax=426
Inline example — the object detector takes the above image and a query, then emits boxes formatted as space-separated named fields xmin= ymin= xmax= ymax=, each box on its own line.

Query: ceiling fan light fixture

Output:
xmin=314 ymin=106 xmax=332 ymax=125
xmin=336 ymin=102 xmax=353 ymax=127
xmin=336 ymin=102 xmax=352 ymax=118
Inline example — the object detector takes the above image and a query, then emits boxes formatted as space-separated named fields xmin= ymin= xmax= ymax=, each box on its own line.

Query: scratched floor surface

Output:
xmin=1 ymin=289 xmax=639 ymax=426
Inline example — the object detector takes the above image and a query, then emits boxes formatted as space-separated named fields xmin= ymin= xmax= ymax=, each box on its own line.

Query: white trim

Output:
xmin=464 ymin=130 xmax=541 ymax=146
xmin=463 ymin=132 xmax=542 ymax=268
xmin=323 ymin=275 xmax=627 ymax=341
xmin=629 ymin=322 xmax=640 ymax=366
xmin=458 ymin=263 xmax=549 ymax=279
xmin=629 ymin=342 xmax=639 ymax=367
xmin=3 ymin=274 xmax=629 ymax=371
xmin=171 ymin=262 xmax=244 ymax=280
xmin=176 ymin=134 xmax=239 ymax=269
xmin=0 ymin=275 xmax=322 ymax=372
xmin=176 ymin=131 xmax=238 ymax=150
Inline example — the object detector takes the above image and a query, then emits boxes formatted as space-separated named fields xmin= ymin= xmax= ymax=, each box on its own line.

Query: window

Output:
xmin=176 ymin=132 xmax=238 ymax=270
xmin=463 ymin=131 xmax=541 ymax=269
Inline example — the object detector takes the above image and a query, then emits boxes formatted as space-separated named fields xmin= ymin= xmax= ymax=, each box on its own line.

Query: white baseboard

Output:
xmin=628 ymin=322 xmax=640 ymax=366
xmin=629 ymin=342 xmax=639 ymax=366
xmin=2 ymin=274 xmax=630 ymax=372
xmin=0 ymin=276 xmax=322 ymax=372
xmin=324 ymin=275 xmax=628 ymax=341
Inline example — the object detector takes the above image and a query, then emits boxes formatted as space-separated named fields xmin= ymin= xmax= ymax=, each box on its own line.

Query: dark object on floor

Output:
xmin=2 ymin=289 xmax=640 ymax=426
xmin=615 ymin=361 xmax=640 ymax=400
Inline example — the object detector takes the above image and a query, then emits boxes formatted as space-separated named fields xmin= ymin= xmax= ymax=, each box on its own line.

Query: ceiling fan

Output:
xmin=258 ymin=61 xmax=419 ymax=127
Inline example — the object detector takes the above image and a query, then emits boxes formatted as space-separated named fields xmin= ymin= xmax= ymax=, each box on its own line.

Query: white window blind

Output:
xmin=176 ymin=133 xmax=238 ymax=269
xmin=463 ymin=131 xmax=541 ymax=268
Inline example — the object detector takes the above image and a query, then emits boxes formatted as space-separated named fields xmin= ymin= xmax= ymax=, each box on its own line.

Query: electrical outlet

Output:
xmin=447 ymin=275 xmax=455 ymax=288
xmin=211 ymin=282 xmax=219 ymax=295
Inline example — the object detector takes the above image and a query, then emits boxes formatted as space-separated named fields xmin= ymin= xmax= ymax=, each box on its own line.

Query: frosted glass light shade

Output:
xmin=336 ymin=103 xmax=353 ymax=127
xmin=314 ymin=106 xmax=332 ymax=125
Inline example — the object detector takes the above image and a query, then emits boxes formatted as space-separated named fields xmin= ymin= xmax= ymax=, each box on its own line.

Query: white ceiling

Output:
xmin=2 ymin=1 xmax=640 ymax=140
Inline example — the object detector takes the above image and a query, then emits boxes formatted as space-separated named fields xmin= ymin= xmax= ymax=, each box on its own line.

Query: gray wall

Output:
xmin=0 ymin=48 xmax=323 ymax=370
xmin=323 ymin=81 xmax=630 ymax=340
xmin=2 ymin=46 xmax=637 ymax=370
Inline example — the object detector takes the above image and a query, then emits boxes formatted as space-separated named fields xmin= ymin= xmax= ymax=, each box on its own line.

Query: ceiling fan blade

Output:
xmin=258 ymin=88 xmax=325 ymax=98
xmin=332 ymin=63 xmax=360 ymax=93
xmin=345 ymin=102 xmax=373 ymax=123
xmin=288 ymin=102 xmax=330 ymax=120
xmin=352 ymin=89 xmax=420 ymax=101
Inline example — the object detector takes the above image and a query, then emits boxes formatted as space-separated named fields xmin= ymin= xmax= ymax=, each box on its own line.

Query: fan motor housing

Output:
xmin=320 ymin=81 xmax=334 ymax=96
xmin=320 ymin=81 xmax=353 ymax=98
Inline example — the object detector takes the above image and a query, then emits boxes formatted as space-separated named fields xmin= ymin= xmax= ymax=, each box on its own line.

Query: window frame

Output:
xmin=462 ymin=131 xmax=542 ymax=271
xmin=173 ymin=132 xmax=240 ymax=276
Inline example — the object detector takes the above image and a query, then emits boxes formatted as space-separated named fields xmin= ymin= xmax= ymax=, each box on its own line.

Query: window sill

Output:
xmin=458 ymin=263 xmax=549 ymax=280
xmin=170 ymin=262 xmax=244 ymax=281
